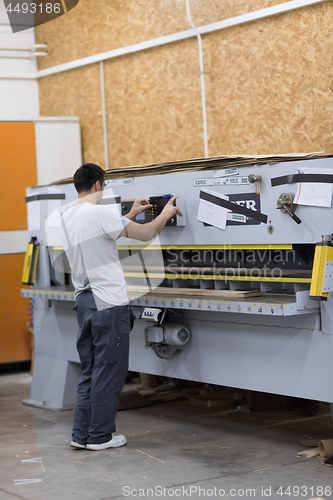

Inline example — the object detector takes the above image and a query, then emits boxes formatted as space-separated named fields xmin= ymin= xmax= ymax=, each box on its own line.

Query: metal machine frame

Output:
xmin=21 ymin=156 xmax=333 ymax=415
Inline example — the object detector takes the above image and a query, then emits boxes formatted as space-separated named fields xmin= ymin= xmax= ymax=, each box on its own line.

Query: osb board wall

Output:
xmin=35 ymin=0 xmax=283 ymax=71
xmin=205 ymin=3 xmax=333 ymax=155
xmin=104 ymin=40 xmax=203 ymax=168
xmin=38 ymin=64 xmax=105 ymax=167
xmin=37 ymin=1 xmax=333 ymax=169
xmin=38 ymin=38 xmax=204 ymax=168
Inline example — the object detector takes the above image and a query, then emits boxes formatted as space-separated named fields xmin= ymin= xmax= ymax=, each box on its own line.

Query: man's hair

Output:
xmin=73 ymin=163 xmax=105 ymax=193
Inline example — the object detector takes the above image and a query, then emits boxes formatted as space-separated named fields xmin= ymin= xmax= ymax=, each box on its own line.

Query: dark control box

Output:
xmin=121 ymin=196 xmax=181 ymax=226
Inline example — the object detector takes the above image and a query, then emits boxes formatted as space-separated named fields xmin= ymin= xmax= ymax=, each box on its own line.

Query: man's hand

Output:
xmin=127 ymin=198 xmax=152 ymax=220
xmin=161 ymin=196 xmax=183 ymax=220
xmin=120 ymin=196 xmax=183 ymax=241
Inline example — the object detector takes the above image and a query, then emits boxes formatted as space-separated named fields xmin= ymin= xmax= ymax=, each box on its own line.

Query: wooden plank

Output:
xmin=52 ymin=152 xmax=332 ymax=184
xmin=126 ymin=285 xmax=265 ymax=299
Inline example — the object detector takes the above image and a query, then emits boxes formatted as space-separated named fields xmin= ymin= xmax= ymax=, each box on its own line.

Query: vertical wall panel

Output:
xmin=0 ymin=254 xmax=31 ymax=364
xmin=0 ymin=122 xmax=37 ymax=364
xmin=0 ymin=122 xmax=37 ymax=230
xmin=35 ymin=120 xmax=82 ymax=184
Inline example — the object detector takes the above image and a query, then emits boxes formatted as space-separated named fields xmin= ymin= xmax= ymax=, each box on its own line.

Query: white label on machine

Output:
xmin=227 ymin=213 xmax=246 ymax=223
xmin=213 ymin=167 xmax=239 ymax=178
xmin=197 ymin=188 xmax=229 ymax=230
xmin=294 ymin=167 xmax=333 ymax=208
xmin=194 ymin=176 xmax=249 ymax=187
xmin=106 ymin=178 xmax=134 ymax=187
xmin=141 ymin=307 xmax=163 ymax=322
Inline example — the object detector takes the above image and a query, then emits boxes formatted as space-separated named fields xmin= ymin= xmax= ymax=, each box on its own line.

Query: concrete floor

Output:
xmin=0 ymin=371 xmax=333 ymax=500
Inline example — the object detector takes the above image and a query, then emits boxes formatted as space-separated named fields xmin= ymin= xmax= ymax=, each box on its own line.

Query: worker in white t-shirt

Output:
xmin=61 ymin=163 xmax=182 ymax=451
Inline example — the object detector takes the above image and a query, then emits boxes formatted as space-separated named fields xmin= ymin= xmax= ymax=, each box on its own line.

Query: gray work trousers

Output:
xmin=72 ymin=290 xmax=130 ymax=445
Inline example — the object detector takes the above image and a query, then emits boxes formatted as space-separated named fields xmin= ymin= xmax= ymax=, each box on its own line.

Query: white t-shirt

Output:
xmin=61 ymin=202 xmax=131 ymax=309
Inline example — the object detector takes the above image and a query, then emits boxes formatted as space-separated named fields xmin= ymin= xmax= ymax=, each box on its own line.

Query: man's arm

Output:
xmin=119 ymin=196 xmax=182 ymax=241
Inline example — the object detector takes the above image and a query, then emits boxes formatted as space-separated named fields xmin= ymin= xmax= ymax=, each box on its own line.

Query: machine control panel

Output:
xmin=121 ymin=195 xmax=185 ymax=226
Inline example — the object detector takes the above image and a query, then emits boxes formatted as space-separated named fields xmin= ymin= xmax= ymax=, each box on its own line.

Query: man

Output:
xmin=61 ymin=163 xmax=182 ymax=451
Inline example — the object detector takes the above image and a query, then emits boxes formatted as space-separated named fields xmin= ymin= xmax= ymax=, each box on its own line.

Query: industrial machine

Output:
xmin=21 ymin=153 xmax=333 ymax=415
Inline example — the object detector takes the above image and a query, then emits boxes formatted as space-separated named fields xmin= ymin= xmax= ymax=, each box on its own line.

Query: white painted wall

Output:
xmin=0 ymin=230 xmax=28 ymax=254
xmin=35 ymin=118 xmax=82 ymax=185
xmin=0 ymin=1 xmax=39 ymax=120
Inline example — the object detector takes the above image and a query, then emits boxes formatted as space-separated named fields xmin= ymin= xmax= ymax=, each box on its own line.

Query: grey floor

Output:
xmin=0 ymin=372 xmax=333 ymax=500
